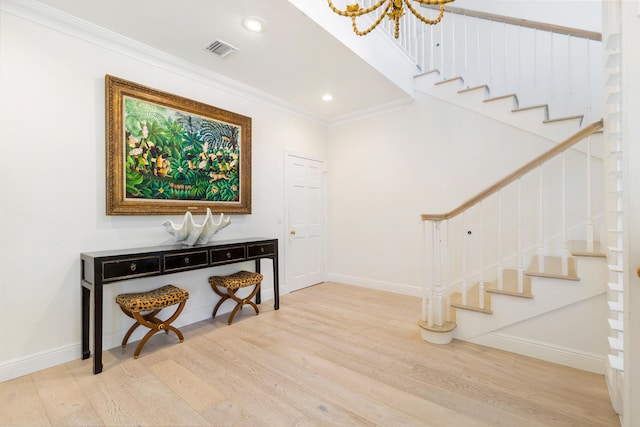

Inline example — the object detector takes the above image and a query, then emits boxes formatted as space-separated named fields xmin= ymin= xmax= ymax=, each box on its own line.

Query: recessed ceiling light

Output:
xmin=322 ymin=94 xmax=333 ymax=102
xmin=243 ymin=16 xmax=266 ymax=32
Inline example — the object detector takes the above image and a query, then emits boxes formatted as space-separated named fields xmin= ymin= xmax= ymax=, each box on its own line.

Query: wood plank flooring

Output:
xmin=0 ymin=282 xmax=619 ymax=426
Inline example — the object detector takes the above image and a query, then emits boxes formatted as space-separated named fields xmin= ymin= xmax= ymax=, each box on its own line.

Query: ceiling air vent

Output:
xmin=205 ymin=39 xmax=238 ymax=58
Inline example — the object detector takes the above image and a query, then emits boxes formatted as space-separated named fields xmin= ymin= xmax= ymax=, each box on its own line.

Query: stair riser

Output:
xmin=414 ymin=73 xmax=586 ymax=142
xmin=452 ymin=256 xmax=607 ymax=341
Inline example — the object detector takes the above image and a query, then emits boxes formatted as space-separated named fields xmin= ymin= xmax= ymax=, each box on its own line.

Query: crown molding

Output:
xmin=328 ymin=97 xmax=414 ymax=127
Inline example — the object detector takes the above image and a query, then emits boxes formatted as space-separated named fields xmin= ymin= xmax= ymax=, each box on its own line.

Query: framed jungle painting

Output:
xmin=105 ymin=75 xmax=251 ymax=215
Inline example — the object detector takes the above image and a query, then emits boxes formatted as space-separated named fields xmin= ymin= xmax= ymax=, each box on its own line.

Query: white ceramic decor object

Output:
xmin=195 ymin=211 xmax=231 ymax=245
xmin=162 ymin=211 xmax=194 ymax=242
xmin=162 ymin=208 xmax=230 ymax=245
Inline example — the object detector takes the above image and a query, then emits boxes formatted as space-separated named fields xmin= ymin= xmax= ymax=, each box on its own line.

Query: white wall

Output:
xmin=0 ymin=7 xmax=327 ymax=380
xmin=326 ymin=93 xmax=565 ymax=295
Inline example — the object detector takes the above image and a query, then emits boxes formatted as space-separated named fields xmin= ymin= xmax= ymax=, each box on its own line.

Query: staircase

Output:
xmin=450 ymin=247 xmax=606 ymax=341
xmin=404 ymin=5 xmax=630 ymax=417
xmin=415 ymin=64 xmax=606 ymax=371
xmin=414 ymin=71 xmax=588 ymax=144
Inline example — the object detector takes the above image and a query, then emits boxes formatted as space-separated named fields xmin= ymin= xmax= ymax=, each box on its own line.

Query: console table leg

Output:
xmin=81 ymin=284 xmax=90 ymax=360
xmin=254 ymin=259 xmax=262 ymax=305
xmin=273 ymin=255 xmax=279 ymax=310
xmin=93 ymin=285 xmax=104 ymax=374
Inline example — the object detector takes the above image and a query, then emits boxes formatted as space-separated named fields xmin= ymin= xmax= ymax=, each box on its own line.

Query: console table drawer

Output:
xmin=210 ymin=246 xmax=246 ymax=265
xmin=102 ymin=256 xmax=161 ymax=282
xmin=247 ymin=242 xmax=276 ymax=258
xmin=164 ymin=250 xmax=208 ymax=272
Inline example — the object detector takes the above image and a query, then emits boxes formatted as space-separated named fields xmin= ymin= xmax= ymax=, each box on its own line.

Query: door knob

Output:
xmin=290 ymin=230 xmax=296 ymax=235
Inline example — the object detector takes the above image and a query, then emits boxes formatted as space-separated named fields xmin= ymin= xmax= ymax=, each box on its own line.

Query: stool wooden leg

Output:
xmin=226 ymin=288 xmax=244 ymax=325
xmin=130 ymin=301 xmax=187 ymax=359
xmin=211 ymin=284 xmax=229 ymax=319
xmin=161 ymin=301 xmax=186 ymax=342
xmin=243 ymin=282 xmax=261 ymax=315
xmin=226 ymin=282 xmax=261 ymax=325
xmin=120 ymin=306 xmax=162 ymax=348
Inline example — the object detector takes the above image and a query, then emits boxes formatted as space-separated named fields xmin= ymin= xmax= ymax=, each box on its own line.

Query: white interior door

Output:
xmin=285 ymin=153 xmax=325 ymax=292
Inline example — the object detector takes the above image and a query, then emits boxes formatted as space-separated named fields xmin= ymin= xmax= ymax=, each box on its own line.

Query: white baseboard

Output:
xmin=0 ymin=343 xmax=80 ymax=383
xmin=326 ymin=273 xmax=422 ymax=297
xmin=469 ymin=332 xmax=606 ymax=375
xmin=0 ymin=293 xmax=274 ymax=383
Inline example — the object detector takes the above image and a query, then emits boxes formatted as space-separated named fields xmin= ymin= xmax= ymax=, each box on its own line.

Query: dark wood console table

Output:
xmin=81 ymin=237 xmax=279 ymax=374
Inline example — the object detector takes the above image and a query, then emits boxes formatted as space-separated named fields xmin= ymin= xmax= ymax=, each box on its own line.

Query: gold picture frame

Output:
xmin=105 ymin=75 xmax=251 ymax=215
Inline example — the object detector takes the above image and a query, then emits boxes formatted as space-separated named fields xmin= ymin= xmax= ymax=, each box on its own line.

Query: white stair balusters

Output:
xmin=463 ymin=12 xmax=469 ymax=78
xmin=586 ymin=135 xmax=595 ymax=252
xmin=462 ymin=212 xmax=468 ymax=306
xmin=561 ymin=151 xmax=569 ymax=276
xmin=517 ymin=177 xmax=524 ymax=294
xmin=537 ymin=165 xmax=545 ymax=272
xmin=497 ymin=190 xmax=504 ymax=291
xmin=440 ymin=17 xmax=445 ymax=78
xmin=412 ymin=8 xmax=602 ymax=125
xmin=478 ymin=201 xmax=485 ymax=310
xmin=419 ymin=122 xmax=603 ymax=344
xmin=549 ymin=32 xmax=556 ymax=118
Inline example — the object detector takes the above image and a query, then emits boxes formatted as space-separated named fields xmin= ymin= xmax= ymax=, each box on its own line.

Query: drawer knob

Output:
xmin=184 ymin=257 xmax=190 ymax=264
xmin=261 ymin=247 xmax=265 ymax=253
xmin=226 ymin=252 xmax=232 ymax=258
xmin=130 ymin=262 xmax=137 ymax=271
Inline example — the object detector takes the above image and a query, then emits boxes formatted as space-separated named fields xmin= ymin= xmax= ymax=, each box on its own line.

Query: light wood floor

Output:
xmin=0 ymin=282 xmax=619 ymax=426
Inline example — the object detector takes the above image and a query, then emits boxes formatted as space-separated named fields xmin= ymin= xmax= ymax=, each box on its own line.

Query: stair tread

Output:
xmin=458 ymin=85 xmax=488 ymax=94
xmin=526 ymin=256 xmax=580 ymax=280
xmin=568 ymin=240 xmax=606 ymax=258
xmin=435 ymin=76 xmax=463 ymax=86
xmin=484 ymin=93 xmax=517 ymax=102
xmin=512 ymin=104 xmax=548 ymax=113
xmin=543 ymin=115 xmax=583 ymax=124
xmin=451 ymin=283 xmax=493 ymax=314
xmin=487 ymin=269 xmax=533 ymax=298
xmin=415 ymin=69 xmax=440 ymax=78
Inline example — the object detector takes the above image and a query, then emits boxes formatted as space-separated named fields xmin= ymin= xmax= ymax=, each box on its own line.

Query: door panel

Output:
xmin=285 ymin=154 xmax=325 ymax=292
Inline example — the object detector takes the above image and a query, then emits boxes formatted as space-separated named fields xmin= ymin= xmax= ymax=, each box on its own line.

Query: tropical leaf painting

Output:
xmin=123 ymin=97 xmax=241 ymax=203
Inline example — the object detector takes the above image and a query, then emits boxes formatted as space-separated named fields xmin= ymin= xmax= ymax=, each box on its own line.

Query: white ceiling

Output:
xmin=32 ymin=0 xmax=411 ymax=122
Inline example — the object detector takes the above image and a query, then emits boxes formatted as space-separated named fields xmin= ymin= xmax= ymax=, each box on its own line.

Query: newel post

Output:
xmin=419 ymin=219 xmax=456 ymax=344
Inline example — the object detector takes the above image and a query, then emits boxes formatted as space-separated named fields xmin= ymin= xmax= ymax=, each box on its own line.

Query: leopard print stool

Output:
xmin=115 ymin=285 xmax=189 ymax=359
xmin=208 ymin=271 xmax=263 ymax=324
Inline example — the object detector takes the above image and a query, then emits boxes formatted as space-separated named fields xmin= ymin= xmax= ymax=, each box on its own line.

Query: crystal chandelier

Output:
xmin=327 ymin=0 xmax=455 ymax=39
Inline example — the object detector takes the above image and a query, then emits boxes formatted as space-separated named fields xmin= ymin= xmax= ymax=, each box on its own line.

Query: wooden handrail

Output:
xmin=421 ymin=119 xmax=604 ymax=221
xmin=422 ymin=5 xmax=602 ymax=41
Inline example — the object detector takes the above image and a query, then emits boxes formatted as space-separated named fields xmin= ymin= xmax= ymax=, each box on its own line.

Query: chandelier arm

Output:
xmin=351 ymin=2 xmax=392 ymax=36
xmin=406 ymin=1 xmax=445 ymax=25
xmin=327 ymin=0 xmax=389 ymax=17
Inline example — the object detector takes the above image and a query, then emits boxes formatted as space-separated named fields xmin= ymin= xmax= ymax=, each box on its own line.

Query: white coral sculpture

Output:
xmin=162 ymin=208 xmax=231 ymax=245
